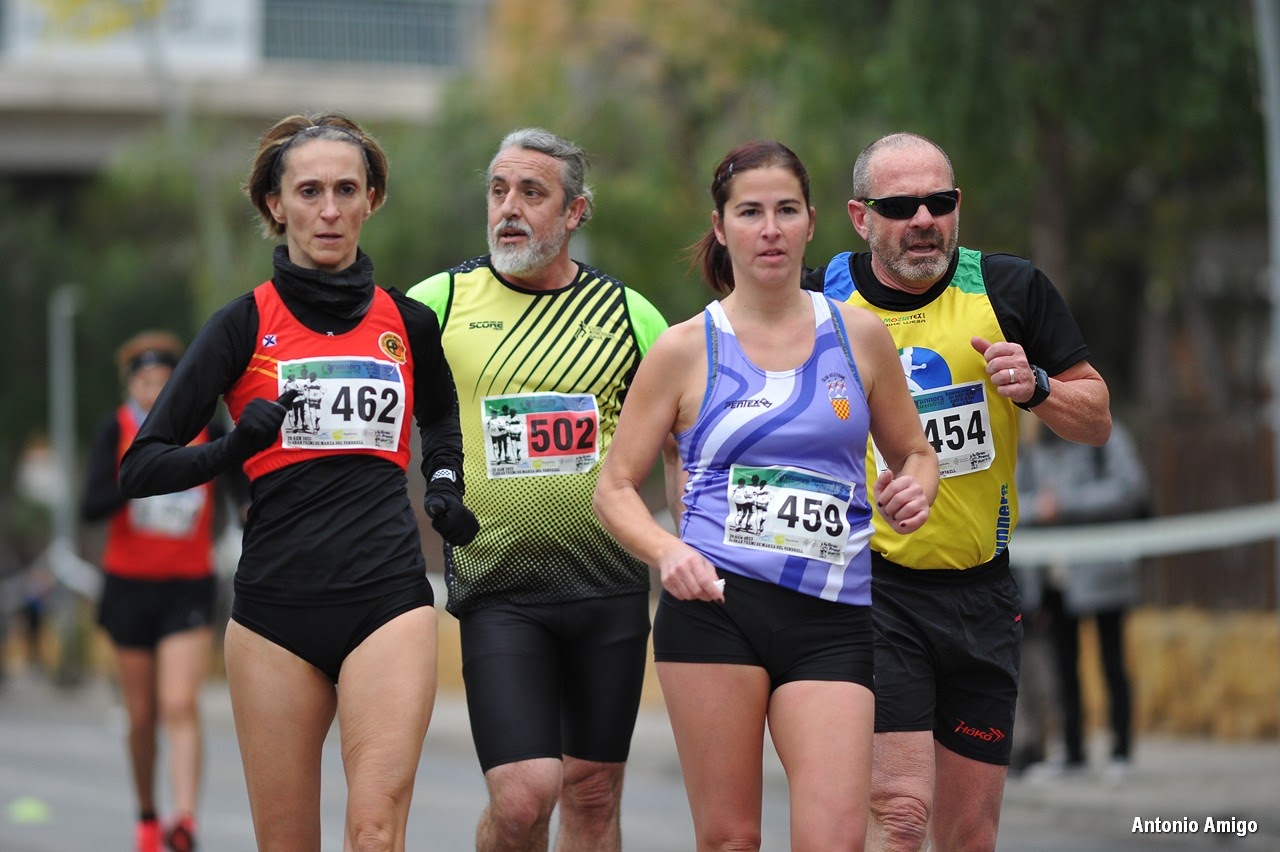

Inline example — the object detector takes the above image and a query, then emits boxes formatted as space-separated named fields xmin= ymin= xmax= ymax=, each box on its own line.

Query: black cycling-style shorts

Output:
xmin=459 ymin=592 xmax=650 ymax=772
xmin=98 ymin=574 xmax=217 ymax=650
xmin=871 ymin=550 xmax=1022 ymax=765
xmin=653 ymin=569 xmax=873 ymax=691
xmin=231 ymin=575 xmax=434 ymax=683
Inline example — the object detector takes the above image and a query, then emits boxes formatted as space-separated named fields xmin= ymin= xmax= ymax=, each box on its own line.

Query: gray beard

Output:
xmin=491 ymin=242 xmax=549 ymax=277
xmin=489 ymin=224 xmax=566 ymax=278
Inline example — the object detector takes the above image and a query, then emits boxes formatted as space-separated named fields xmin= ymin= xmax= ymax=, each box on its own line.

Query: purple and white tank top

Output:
xmin=676 ymin=291 xmax=874 ymax=605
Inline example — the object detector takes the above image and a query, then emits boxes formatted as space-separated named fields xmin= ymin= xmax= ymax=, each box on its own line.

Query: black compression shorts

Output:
xmin=653 ymin=569 xmax=873 ymax=691
xmin=97 ymin=574 xmax=217 ymax=650
xmin=458 ymin=593 xmax=650 ymax=772
xmin=871 ymin=551 xmax=1022 ymax=765
xmin=231 ymin=575 xmax=434 ymax=683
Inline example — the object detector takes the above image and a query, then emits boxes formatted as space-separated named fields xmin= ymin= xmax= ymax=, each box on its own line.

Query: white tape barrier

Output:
xmin=1010 ymin=501 xmax=1280 ymax=564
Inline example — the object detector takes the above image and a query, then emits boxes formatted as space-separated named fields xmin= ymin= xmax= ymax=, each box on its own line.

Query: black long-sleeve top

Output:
xmin=120 ymin=255 xmax=465 ymax=605
xmin=82 ymin=408 xmax=244 ymax=525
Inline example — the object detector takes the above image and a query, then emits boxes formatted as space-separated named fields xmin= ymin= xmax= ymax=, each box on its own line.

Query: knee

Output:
xmin=346 ymin=792 xmax=410 ymax=852
xmin=701 ymin=826 xmax=761 ymax=852
xmin=870 ymin=791 xmax=930 ymax=851
xmin=488 ymin=785 xmax=557 ymax=840
xmin=559 ymin=764 xmax=623 ymax=822
xmin=158 ymin=692 xmax=199 ymax=728
xmin=347 ymin=819 xmax=395 ymax=852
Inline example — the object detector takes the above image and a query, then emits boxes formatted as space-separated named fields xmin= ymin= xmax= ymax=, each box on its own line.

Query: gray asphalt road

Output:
xmin=2 ymin=671 xmax=1277 ymax=850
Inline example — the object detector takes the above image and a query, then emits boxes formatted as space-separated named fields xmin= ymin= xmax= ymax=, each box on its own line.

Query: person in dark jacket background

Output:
xmin=1016 ymin=416 xmax=1149 ymax=782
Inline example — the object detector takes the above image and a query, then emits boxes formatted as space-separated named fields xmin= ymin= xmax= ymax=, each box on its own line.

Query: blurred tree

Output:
xmin=68 ymin=119 xmax=262 ymax=444
xmin=0 ymin=186 xmax=72 ymax=485
xmin=834 ymin=0 xmax=1264 ymax=408
xmin=0 ymin=0 xmax=1270 ymax=607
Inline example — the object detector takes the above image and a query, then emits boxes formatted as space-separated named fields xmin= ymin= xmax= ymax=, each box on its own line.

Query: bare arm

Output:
xmin=593 ymin=321 xmax=723 ymax=601
xmin=972 ymin=336 xmax=1111 ymax=446
xmin=1029 ymin=360 xmax=1111 ymax=446
xmin=845 ymin=307 xmax=939 ymax=532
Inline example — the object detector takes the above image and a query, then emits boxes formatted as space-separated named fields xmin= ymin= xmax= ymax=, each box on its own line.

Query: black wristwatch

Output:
xmin=1016 ymin=365 xmax=1051 ymax=410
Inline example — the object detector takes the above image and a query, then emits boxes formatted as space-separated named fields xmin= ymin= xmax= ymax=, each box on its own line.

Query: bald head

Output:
xmin=851 ymin=133 xmax=954 ymax=200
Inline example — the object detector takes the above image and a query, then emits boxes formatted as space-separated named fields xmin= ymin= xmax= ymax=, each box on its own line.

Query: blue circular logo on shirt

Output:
xmin=897 ymin=347 xmax=951 ymax=392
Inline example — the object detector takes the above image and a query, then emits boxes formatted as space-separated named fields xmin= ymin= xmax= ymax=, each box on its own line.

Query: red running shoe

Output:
xmin=165 ymin=815 xmax=197 ymax=852
xmin=135 ymin=818 xmax=162 ymax=852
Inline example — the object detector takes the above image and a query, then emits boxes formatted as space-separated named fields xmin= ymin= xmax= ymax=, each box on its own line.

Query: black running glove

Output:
xmin=226 ymin=391 xmax=296 ymax=463
xmin=423 ymin=471 xmax=480 ymax=546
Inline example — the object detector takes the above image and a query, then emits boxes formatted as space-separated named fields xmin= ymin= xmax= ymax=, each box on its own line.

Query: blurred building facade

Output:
xmin=0 ymin=0 xmax=488 ymax=177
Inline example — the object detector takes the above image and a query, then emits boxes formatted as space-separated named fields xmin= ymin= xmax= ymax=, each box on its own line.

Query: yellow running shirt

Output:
xmin=817 ymin=247 xmax=1089 ymax=570
xmin=408 ymin=257 xmax=668 ymax=612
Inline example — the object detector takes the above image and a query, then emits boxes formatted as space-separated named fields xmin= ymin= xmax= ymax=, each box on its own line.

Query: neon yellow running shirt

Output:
xmin=408 ymin=257 xmax=668 ymax=612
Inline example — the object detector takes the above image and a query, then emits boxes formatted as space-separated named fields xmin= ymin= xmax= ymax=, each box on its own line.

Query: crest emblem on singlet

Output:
xmin=824 ymin=372 xmax=850 ymax=420
xmin=379 ymin=331 xmax=407 ymax=364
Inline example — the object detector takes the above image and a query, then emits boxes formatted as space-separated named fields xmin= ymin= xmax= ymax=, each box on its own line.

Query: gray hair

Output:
xmin=487 ymin=127 xmax=595 ymax=225
xmin=851 ymin=132 xmax=955 ymax=198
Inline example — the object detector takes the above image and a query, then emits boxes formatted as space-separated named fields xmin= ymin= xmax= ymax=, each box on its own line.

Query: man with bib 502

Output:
xmin=407 ymin=128 xmax=673 ymax=852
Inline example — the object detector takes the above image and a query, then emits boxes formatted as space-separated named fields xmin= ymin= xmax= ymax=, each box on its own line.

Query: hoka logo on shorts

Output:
xmin=469 ymin=320 xmax=504 ymax=330
xmin=897 ymin=346 xmax=950 ymax=393
xmin=954 ymin=720 xmax=1006 ymax=743
xmin=724 ymin=398 xmax=772 ymax=410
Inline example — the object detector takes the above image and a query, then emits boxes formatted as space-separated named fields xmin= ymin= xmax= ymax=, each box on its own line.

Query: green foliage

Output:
xmin=0 ymin=0 xmax=1268 ymax=478
xmin=0 ymin=185 xmax=72 ymax=483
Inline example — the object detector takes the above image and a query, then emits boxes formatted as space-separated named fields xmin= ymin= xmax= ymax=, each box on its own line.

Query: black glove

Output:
xmin=424 ymin=471 xmax=480 ymax=546
xmin=226 ymin=391 xmax=297 ymax=463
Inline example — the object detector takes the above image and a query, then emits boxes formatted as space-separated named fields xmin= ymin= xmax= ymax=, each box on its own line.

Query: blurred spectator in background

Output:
xmin=0 ymin=489 xmax=54 ymax=682
xmin=82 ymin=330 xmax=239 ymax=852
xmin=1016 ymin=416 xmax=1148 ymax=782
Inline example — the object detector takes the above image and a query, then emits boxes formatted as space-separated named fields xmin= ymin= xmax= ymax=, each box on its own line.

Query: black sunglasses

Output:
xmin=861 ymin=190 xmax=959 ymax=220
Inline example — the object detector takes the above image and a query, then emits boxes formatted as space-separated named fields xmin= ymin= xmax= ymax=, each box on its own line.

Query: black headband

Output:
xmin=128 ymin=349 xmax=179 ymax=374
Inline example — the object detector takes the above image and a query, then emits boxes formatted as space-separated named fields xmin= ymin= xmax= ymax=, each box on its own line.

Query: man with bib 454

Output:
xmin=805 ymin=132 xmax=1111 ymax=852
xmin=407 ymin=128 xmax=672 ymax=852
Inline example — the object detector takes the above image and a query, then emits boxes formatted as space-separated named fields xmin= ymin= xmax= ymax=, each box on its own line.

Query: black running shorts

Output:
xmin=97 ymin=574 xmax=217 ymax=650
xmin=870 ymin=551 xmax=1022 ymax=765
xmin=653 ymin=569 xmax=873 ymax=691
xmin=231 ymin=575 xmax=434 ymax=683
xmin=458 ymin=592 xmax=650 ymax=772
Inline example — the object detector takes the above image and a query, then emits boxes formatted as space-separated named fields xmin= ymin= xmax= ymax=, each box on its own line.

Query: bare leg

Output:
xmin=929 ymin=743 xmax=1007 ymax=852
xmin=555 ymin=756 xmax=625 ymax=852
xmin=224 ymin=619 xmax=336 ymax=852
xmin=113 ymin=644 xmax=159 ymax=818
xmin=768 ymin=680 xmax=874 ymax=851
xmin=657 ymin=661 xmax=770 ymax=851
xmin=867 ymin=730 xmax=934 ymax=852
xmin=155 ymin=626 xmax=213 ymax=819
xmin=337 ymin=606 xmax=437 ymax=852
xmin=477 ymin=758 xmax=560 ymax=852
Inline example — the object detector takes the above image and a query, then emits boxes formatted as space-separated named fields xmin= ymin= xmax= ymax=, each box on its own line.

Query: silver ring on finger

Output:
xmin=1008 ymin=368 xmax=1016 ymax=385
